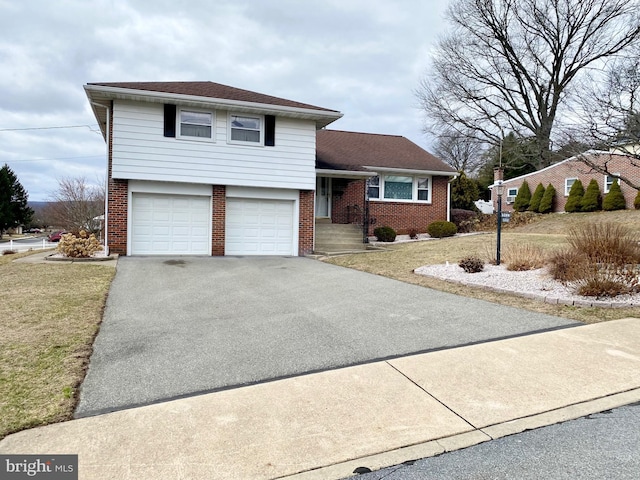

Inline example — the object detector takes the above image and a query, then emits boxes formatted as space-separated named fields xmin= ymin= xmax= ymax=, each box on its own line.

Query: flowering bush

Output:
xmin=57 ymin=230 xmax=103 ymax=258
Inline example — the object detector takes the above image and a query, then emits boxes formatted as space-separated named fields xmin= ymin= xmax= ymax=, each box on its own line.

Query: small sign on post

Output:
xmin=501 ymin=212 xmax=511 ymax=223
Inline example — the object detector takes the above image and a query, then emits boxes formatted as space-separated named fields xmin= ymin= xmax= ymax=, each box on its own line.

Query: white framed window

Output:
xmin=565 ymin=178 xmax=577 ymax=196
xmin=368 ymin=174 xmax=431 ymax=203
xmin=417 ymin=177 xmax=430 ymax=201
xmin=604 ymin=173 xmax=620 ymax=193
xmin=178 ymin=109 xmax=214 ymax=140
xmin=384 ymin=175 xmax=413 ymax=200
xmin=367 ymin=176 xmax=380 ymax=199
xmin=229 ymin=113 xmax=263 ymax=144
xmin=506 ymin=187 xmax=518 ymax=204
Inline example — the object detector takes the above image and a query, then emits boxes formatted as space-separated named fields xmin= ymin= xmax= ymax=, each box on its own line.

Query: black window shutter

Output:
xmin=164 ymin=104 xmax=176 ymax=137
xmin=265 ymin=115 xmax=275 ymax=146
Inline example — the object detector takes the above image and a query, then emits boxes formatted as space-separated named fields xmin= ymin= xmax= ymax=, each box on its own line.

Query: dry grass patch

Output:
xmin=324 ymin=229 xmax=640 ymax=325
xmin=0 ymin=252 xmax=114 ymax=439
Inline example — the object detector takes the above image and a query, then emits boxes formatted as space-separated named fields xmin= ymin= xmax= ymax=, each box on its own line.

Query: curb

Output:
xmin=283 ymin=388 xmax=640 ymax=479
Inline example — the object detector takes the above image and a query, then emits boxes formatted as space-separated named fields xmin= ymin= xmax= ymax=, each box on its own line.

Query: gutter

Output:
xmin=84 ymin=84 xmax=343 ymax=128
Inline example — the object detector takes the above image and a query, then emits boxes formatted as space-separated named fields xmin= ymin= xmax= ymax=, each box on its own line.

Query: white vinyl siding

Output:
xmin=111 ymin=101 xmax=316 ymax=190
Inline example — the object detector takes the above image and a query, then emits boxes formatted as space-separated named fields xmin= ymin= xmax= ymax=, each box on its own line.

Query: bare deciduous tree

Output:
xmin=46 ymin=177 xmax=105 ymax=232
xmin=432 ymin=130 xmax=486 ymax=175
xmin=563 ymin=50 xmax=640 ymax=190
xmin=417 ymin=0 xmax=640 ymax=169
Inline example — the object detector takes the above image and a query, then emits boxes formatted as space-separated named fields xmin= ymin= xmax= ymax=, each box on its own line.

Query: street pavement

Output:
xmin=75 ymin=256 xmax=576 ymax=417
xmin=352 ymin=402 xmax=640 ymax=479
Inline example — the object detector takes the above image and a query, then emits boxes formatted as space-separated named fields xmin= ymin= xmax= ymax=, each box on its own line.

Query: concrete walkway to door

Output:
xmin=74 ymin=256 xmax=577 ymax=417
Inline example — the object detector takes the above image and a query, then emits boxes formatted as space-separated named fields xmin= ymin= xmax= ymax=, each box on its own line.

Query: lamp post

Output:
xmin=495 ymin=180 xmax=504 ymax=266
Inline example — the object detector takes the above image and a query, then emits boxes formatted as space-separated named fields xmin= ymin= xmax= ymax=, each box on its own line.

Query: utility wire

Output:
xmin=6 ymin=155 xmax=105 ymax=163
xmin=0 ymin=124 xmax=101 ymax=133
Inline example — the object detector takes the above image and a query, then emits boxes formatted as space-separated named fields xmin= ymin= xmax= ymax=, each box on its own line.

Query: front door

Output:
xmin=315 ymin=177 xmax=331 ymax=217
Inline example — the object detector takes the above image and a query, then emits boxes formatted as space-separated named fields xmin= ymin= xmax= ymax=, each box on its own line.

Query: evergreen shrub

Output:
xmin=581 ymin=179 xmax=601 ymax=212
xmin=538 ymin=184 xmax=556 ymax=214
xmin=602 ymin=179 xmax=626 ymax=211
xmin=564 ymin=179 xmax=584 ymax=213
xmin=427 ymin=221 xmax=457 ymax=238
xmin=528 ymin=183 xmax=545 ymax=212
xmin=373 ymin=226 xmax=397 ymax=242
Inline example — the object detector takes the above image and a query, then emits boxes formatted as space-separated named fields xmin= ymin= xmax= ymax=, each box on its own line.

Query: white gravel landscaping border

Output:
xmin=415 ymin=263 xmax=640 ymax=308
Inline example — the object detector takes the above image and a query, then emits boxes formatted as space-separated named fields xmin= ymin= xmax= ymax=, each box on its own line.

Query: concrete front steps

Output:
xmin=314 ymin=221 xmax=368 ymax=254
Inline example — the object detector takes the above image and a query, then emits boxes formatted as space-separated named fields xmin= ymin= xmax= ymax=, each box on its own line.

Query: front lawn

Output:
xmin=0 ymin=251 xmax=114 ymax=440
xmin=324 ymin=220 xmax=640 ymax=325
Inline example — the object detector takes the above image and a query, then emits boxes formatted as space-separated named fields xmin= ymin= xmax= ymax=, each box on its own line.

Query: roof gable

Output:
xmin=316 ymin=130 xmax=456 ymax=174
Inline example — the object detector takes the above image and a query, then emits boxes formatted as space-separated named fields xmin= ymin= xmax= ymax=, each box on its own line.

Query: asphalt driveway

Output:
xmin=75 ymin=256 xmax=577 ymax=417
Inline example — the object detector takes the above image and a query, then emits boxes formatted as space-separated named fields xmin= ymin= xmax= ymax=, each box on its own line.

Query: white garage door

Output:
xmin=225 ymin=198 xmax=295 ymax=255
xmin=131 ymin=193 xmax=211 ymax=255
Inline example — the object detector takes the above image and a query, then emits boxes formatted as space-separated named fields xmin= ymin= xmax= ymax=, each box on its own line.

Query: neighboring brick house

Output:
xmin=85 ymin=81 xmax=454 ymax=256
xmin=316 ymin=130 xmax=457 ymax=235
xmin=492 ymin=151 xmax=639 ymax=213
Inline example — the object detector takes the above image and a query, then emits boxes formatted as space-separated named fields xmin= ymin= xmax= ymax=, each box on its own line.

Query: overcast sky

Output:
xmin=0 ymin=0 xmax=450 ymax=201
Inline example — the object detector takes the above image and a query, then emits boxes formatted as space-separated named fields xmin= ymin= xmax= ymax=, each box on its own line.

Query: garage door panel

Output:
xmin=225 ymin=198 xmax=295 ymax=256
xmin=131 ymin=193 xmax=211 ymax=255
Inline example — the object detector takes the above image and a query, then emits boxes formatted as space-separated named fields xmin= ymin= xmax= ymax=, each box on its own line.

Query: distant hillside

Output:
xmin=28 ymin=201 xmax=51 ymax=209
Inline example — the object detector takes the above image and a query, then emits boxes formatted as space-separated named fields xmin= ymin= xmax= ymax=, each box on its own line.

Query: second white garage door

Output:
xmin=131 ymin=193 xmax=211 ymax=255
xmin=225 ymin=198 xmax=295 ymax=255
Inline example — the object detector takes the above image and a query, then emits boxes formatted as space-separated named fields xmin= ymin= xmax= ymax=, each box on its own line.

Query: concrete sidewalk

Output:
xmin=2 ymin=318 xmax=639 ymax=480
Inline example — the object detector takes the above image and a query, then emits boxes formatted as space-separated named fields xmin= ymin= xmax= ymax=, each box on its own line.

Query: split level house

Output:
xmin=492 ymin=151 xmax=639 ymax=213
xmin=84 ymin=81 xmax=456 ymax=256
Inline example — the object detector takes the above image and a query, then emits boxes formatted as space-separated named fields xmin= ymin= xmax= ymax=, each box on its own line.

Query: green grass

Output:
xmin=0 ymin=251 xmax=114 ymax=439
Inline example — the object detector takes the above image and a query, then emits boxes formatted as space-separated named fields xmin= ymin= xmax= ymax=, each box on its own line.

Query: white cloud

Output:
xmin=0 ymin=0 xmax=449 ymax=200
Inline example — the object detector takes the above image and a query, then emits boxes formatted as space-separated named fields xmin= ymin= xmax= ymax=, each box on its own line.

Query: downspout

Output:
xmin=104 ymin=104 xmax=110 ymax=255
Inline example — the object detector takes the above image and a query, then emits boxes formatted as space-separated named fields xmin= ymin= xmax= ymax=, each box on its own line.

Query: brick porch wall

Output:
xmin=331 ymin=179 xmax=366 ymax=225
xmin=212 ymin=185 xmax=226 ymax=256
xmin=495 ymin=154 xmax=638 ymax=213
xmin=331 ymin=177 xmax=450 ymax=235
xmin=299 ymin=190 xmax=314 ymax=255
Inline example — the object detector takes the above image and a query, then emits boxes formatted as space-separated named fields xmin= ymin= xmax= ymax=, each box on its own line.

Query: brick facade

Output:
xmin=106 ymin=104 xmax=129 ymax=255
xmin=299 ymin=190 xmax=314 ymax=255
xmin=330 ymin=177 xmax=450 ymax=235
xmin=211 ymin=185 xmax=226 ymax=256
xmin=494 ymin=154 xmax=638 ymax=213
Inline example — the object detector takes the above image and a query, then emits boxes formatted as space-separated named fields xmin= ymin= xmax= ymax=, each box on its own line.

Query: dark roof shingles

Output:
xmin=87 ymin=81 xmax=339 ymax=112
xmin=316 ymin=130 xmax=456 ymax=173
